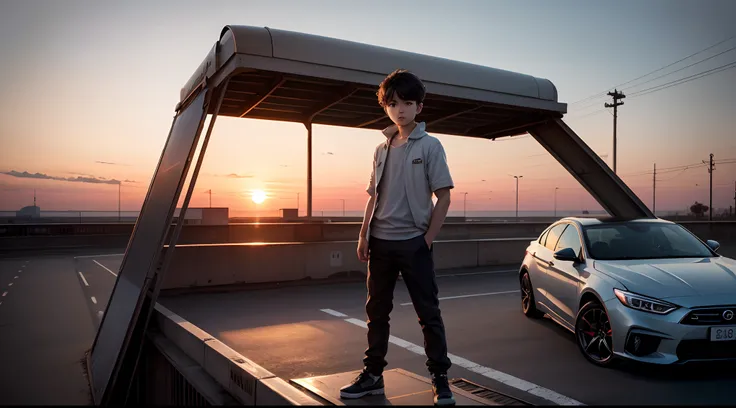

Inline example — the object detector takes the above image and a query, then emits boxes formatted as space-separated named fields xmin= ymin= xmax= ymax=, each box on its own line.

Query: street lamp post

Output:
xmin=512 ymin=175 xmax=523 ymax=221
xmin=554 ymin=187 xmax=559 ymax=217
xmin=118 ymin=182 xmax=121 ymax=222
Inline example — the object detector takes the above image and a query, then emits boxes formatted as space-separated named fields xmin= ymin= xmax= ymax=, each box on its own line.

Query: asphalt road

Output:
xmin=2 ymin=242 xmax=733 ymax=405
xmin=70 ymin=246 xmax=736 ymax=406
xmin=0 ymin=253 xmax=96 ymax=405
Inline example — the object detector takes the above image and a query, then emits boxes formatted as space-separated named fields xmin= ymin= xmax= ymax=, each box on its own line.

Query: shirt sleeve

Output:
xmin=427 ymin=140 xmax=454 ymax=192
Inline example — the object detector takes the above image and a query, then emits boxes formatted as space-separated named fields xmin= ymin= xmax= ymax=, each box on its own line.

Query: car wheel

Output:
xmin=575 ymin=300 xmax=617 ymax=367
xmin=520 ymin=271 xmax=544 ymax=318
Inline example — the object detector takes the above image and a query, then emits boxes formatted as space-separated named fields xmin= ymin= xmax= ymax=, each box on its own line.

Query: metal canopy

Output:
xmin=90 ymin=23 xmax=654 ymax=407
xmin=180 ymin=25 xmax=566 ymax=140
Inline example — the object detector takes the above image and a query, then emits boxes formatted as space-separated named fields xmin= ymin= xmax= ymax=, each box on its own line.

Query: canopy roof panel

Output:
xmin=180 ymin=25 xmax=567 ymax=139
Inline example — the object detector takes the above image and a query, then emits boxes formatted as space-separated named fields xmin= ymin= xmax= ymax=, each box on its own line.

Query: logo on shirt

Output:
xmin=412 ymin=158 xmax=423 ymax=164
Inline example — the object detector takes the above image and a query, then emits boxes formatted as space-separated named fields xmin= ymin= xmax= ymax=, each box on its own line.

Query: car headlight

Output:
xmin=613 ymin=289 xmax=679 ymax=315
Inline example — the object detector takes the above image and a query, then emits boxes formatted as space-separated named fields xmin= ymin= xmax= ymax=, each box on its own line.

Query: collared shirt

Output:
xmin=364 ymin=122 xmax=454 ymax=239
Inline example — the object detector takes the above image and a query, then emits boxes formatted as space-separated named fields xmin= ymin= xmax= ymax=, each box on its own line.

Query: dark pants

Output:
xmin=363 ymin=234 xmax=452 ymax=376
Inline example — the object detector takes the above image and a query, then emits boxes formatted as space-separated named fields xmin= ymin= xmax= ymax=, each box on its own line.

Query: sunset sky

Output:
xmin=1 ymin=0 xmax=735 ymax=217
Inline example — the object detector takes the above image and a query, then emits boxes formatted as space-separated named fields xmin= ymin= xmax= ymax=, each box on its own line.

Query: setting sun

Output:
xmin=251 ymin=190 xmax=267 ymax=204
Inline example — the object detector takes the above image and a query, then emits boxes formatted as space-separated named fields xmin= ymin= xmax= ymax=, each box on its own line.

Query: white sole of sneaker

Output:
xmin=434 ymin=397 xmax=456 ymax=406
xmin=339 ymin=388 xmax=385 ymax=399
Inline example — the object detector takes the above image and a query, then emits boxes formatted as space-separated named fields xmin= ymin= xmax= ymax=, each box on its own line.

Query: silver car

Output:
xmin=519 ymin=217 xmax=736 ymax=367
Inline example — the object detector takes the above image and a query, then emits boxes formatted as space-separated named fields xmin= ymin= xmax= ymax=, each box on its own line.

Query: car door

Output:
xmin=546 ymin=223 xmax=586 ymax=327
xmin=530 ymin=223 xmax=568 ymax=310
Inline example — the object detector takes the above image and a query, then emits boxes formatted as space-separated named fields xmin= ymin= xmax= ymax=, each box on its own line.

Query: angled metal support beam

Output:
xmin=426 ymin=105 xmax=483 ymax=126
xmin=357 ymin=114 xmax=388 ymax=128
xmin=481 ymin=119 xmax=549 ymax=140
xmin=239 ymin=76 xmax=285 ymax=118
xmin=527 ymin=118 xmax=653 ymax=219
xmin=305 ymin=85 xmax=362 ymax=122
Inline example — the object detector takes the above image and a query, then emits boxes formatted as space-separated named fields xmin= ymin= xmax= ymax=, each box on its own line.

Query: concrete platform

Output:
xmin=292 ymin=368 xmax=491 ymax=406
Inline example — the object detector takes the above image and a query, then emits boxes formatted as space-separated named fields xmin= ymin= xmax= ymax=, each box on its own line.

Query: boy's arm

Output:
xmin=359 ymin=195 xmax=376 ymax=240
xmin=360 ymin=146 xmax=379 ymax=240
xmin=425 ymin=187 xmax=451 ymax=245
xmin=425 ymin=140 xmax=454 ymax=245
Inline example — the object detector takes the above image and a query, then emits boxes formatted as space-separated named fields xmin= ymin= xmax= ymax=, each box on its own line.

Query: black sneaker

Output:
xmin=431 ymin=373 xmax=455 ymax=406
xmin=339 ymin=368 xmax=384 ymax=399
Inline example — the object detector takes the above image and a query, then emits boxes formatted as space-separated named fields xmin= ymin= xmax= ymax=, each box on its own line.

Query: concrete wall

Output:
xmin=159 ymin=237 xmax=534 ymax=291
xmin=2 ymin=220 xmax=734 ymax=254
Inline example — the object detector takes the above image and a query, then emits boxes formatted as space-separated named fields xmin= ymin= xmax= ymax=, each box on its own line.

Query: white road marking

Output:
xmin=78 ymin=272 xmax=90 ymax=287
xmin=75 ymin=253 xmax=124 ymax=259
xmin=401 ymin=290 xmax=520 ymax=306
xmin=18 ymin=270 xmax=21 ymax=273
xmin=14 ymin=276 xmax=18 ymax=279
xmin=320 ymin=308 xmax=348 ymax=317
xmin=94 ymin=260 xmax=118 ymax=277
xmin=91 ymin=297 xmax=97 ymax=304
xmin=437 ymin=269 xmax=518 ymax=278
xmin=8 ymin=283 xmax=12 ymax=287
xmin=2 ymin=292 xmax=6 ymax=297
xmin=97 ymin=311 xmax=104 ymax=318
xmin=321 ymin=309 xmax=585 ymax=406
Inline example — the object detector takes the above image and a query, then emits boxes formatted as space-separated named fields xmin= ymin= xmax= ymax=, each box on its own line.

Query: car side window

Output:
xmin=539 ymin=229 xmax=550 ymax=246
xmin=544 ymin=224 xmax=568 ymax=251
xmin=555 ymin=224 xmax=583 ymax=257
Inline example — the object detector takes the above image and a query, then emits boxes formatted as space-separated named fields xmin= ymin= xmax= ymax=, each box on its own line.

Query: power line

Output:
xmin=628 ymin=60 xmax=736 ymax=99
xmin=618 ymin=44 xmax=736 ymax=93
xmin=566 ymin=60 xmax=736 ymax=120
xmin=569 ymin=33 xmax=736 ymax=106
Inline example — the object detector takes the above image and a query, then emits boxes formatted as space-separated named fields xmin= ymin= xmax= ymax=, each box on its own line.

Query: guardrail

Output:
xmin=2 ymin=220 xmax=734 ymax=254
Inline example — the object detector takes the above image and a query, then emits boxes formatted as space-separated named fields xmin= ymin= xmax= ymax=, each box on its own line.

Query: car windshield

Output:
xmin=582 ymin=222 xmax=715 ymax=260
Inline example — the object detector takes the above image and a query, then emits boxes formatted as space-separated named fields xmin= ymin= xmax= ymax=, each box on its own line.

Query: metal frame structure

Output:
xmin=87 ymin=24 xmax=654 ymax=405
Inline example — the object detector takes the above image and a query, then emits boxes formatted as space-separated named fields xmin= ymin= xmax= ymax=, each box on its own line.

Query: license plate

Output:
xmin=710 ymin=326 xmax=736 ymax=342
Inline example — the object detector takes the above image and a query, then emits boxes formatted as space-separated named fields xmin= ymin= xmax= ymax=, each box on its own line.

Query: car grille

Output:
xmin=676 ymin=339 xmax=736 ymax=362
xmin=680 ymin=306 xmax=736 ymax=326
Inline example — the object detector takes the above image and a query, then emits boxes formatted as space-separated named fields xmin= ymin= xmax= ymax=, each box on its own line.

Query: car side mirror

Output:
xmin=554 ymin=247 xmax=579 ymax=262
xmin=706 ymin=240 xmax=720 ymax=252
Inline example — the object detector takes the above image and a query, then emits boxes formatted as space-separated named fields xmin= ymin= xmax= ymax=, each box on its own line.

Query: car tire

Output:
xmin=520 ymin=271 xmax=544 ymax=318
xmin=575 ymin=300 xmax=617 ymax=368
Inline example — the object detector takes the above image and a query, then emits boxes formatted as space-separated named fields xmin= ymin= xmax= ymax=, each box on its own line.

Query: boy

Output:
xmin=339 ymin=69 xmax=455 ymax=406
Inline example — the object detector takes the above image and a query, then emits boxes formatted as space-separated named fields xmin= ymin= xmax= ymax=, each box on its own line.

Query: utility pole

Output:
xmin=554 ymin=187 xmax=559 ymax=217
xmin=652 ymin=163 xmax=656 ymax=216
xmin=208 ymin=189 xmax=212 ymax=208
xmin=703 ymin=154 xmax=715 ymax=221
xmin=118 ymin=182 xmax=121 ymax=222
xmin=605 ymin=89 xmax=625 ymax=174
xmin=733 ymin=181 xmax=735 ymax=219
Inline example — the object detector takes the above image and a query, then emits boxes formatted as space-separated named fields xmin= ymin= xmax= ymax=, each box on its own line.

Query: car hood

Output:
xmin=593 ymin=256 xmax=736 ymax=300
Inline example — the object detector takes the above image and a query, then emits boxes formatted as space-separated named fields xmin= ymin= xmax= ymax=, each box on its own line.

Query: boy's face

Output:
xmin=385 ymin=94 xmax=423 ymax=127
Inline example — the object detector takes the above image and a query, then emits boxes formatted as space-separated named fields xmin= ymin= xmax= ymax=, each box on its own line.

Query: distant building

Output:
xmin=280 ymin=208 xmax=299 ymax=221
xmin=17 ymin=190 xmax=41 ymax=218
xmin=16 ymin=205 xmax=41 ymax=218
xmin=172 ymin=207 xmax=229 ymax=225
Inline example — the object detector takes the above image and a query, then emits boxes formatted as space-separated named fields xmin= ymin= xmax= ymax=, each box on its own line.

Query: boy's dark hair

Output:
xmin=377 ymin=69 xmax=426 ymax=107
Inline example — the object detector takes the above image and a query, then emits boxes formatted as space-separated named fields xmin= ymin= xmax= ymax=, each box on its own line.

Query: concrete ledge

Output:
xmin=257 ymin=377 xmax=323 ymax=406
xmin=161 ymin=238 xmax=535 ymax=291
xmin=156 ymin=304 xmax=214 ymax=367
xmin=153 ymin=303 xmax=321 ymax=406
